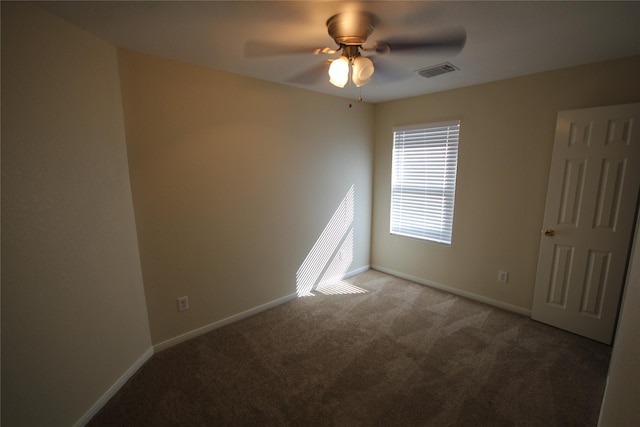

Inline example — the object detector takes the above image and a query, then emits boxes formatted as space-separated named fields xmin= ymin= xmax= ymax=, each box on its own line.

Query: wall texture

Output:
xmin=117 ymin=49 xmax=373 ymax=345
xmin=371 ymin=55 xmax=640 ymax=311
xmin=1 ymin=4 xmax=152 ymax=426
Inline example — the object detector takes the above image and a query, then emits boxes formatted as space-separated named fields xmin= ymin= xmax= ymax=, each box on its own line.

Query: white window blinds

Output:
xmin=390 ymin=120 xmax=460 ymax=244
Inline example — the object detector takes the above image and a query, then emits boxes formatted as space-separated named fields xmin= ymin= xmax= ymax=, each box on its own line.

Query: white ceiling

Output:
xmin=38 ymin=1 xmax=640 ymax=103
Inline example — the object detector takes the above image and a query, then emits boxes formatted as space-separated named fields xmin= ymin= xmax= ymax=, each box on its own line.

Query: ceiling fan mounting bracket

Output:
xmin=326 ymin=11 xmax=379 ymax=46
xmin=341 ymin=45 xmax=361 ymax=59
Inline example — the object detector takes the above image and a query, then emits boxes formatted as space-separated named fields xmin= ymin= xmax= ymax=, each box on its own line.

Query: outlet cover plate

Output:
xmin=178 ymin=296 xmax=189 ymax=311
xmin=498 ymin=271 xmax=509 ymax=283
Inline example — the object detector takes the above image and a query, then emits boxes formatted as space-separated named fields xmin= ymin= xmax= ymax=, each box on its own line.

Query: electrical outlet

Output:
xmin=498 ymin=271 xmax=509 ymax=283
xmin=178 ymin=296 xmax=189 ymax=312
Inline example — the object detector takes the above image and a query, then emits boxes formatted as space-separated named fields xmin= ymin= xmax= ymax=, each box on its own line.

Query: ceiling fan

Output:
xmin=245 ymin=10 xmax=466 ymax=89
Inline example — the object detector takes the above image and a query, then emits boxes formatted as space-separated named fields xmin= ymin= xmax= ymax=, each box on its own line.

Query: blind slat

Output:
xmin=390 ymin=121 xmax=460 ymax=245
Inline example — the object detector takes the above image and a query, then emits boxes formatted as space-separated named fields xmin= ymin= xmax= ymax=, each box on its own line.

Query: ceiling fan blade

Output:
xmin=244 ymin=41 xmax=334 ymax=58
xmin=371 ymin=57 xmax=412 ymax=84
xmin=378 ymin=27 xmax=467 ymax=55
xmin=285 ymin=61 xmax=331 ymax=85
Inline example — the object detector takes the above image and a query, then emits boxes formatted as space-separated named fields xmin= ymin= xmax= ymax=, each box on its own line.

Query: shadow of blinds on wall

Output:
xmin=296 ymin=185 xmax=364 ymax=297
xmin=390 ymin=120 xmax=460 ymax=245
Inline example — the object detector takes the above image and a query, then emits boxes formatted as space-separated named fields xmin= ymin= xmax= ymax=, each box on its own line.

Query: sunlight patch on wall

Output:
xmin=296 ymin=185 xmax=365 ymax=297
xmin=316 ymin=228 xmax=354 ymax=291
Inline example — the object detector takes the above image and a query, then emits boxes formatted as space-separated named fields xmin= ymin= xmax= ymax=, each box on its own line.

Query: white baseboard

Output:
xmin=76 ymin=265 xmax=371 ymax=425
xmin=154 ymin=265 xmax=370 ymax=352
xmin=74 ymin=346 xmax=154 ymax=427
xmin=371 ymin=265 xmax=531 ymax=316
xmin=153 ymin=292 xmax=298 ymax=352
xmin=345 ymin=264 xmax=370 ymax=278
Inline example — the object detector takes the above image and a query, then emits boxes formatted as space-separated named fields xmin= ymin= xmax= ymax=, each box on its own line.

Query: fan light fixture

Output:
xmin=352 ymin=56 xmax=374 ymax=87
xmin=328 ymin=57 xmax=350 ymax=88
xmin=328 ymin=55 xmax=374 ymax=88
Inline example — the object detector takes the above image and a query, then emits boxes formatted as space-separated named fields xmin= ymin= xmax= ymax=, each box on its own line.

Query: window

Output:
xmin=390 ymin=120 xmax=460 ymax=245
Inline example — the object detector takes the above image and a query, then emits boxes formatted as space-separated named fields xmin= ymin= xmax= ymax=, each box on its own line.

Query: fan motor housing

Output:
xmin=326 ymin=11 xmax=378 ymax=45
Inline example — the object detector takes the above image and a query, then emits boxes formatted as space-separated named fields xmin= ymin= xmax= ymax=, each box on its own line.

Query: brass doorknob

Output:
xmin=544 ymin=229 xmax=555 ymax=237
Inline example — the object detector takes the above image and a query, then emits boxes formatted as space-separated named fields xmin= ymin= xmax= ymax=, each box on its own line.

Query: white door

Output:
xmin=531 ymin=103 xmax=640 ymax=344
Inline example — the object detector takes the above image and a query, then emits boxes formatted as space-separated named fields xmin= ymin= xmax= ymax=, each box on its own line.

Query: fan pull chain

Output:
xmin=348 ymin=87 xmax=364 ymax=108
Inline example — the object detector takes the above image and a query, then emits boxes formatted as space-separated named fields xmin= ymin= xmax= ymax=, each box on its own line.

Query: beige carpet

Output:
xmin=89 ymin=270 xmax=611 ymax=426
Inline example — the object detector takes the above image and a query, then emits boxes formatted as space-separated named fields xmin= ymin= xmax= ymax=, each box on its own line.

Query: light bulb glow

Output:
xmin=352 ymin=56 xmax=374 ymax=87
xmin=328 ymin=57 xmax=350 ymax=88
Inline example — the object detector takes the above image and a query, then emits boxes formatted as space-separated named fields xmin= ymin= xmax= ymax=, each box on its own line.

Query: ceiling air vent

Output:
xmin=417 ymin=62 xmax=459 ymax=78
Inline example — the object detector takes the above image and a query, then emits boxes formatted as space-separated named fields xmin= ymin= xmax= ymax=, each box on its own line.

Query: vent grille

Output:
xmin=417 ymin=62 xmax=459 ymax=78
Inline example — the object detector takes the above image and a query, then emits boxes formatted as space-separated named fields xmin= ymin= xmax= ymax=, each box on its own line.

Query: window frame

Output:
xmin=389 ymin=120 xmax=461 ymax=245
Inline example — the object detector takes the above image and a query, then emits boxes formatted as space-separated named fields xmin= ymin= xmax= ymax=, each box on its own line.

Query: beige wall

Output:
xmin=371 ymin=56 xmax=640 ymax=311
xmin=1 ymin=3 xmax=152 ymax=426
xmin=598 ymin=214 xmax=640 ymax=426
xmin=117 ymin=49 xmax=373 ymax=345
xmin=4 ymin=2 xmax=638 ymax=424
